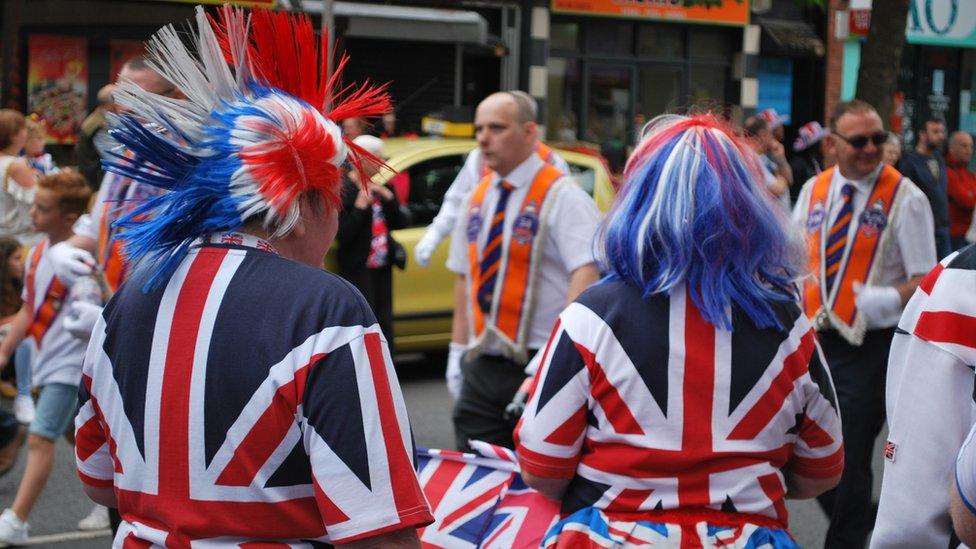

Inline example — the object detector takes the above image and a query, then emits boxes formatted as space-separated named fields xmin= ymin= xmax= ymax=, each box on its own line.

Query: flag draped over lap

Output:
xmin=417 ymin=441 xmax=560 ymax=548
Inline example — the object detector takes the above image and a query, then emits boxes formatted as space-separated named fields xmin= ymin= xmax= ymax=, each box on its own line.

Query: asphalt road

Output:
xmin=0 ymin=356 xmax=884 ymax=548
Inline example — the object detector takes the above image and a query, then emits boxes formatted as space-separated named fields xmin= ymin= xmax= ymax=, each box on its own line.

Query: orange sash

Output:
xmin=803 ymin=165 xmax=902 ymax=338
xmin=466 ymin=164 xmax=563 ymax=358
xmin=25 ymin=241 xmax=67 ymax=347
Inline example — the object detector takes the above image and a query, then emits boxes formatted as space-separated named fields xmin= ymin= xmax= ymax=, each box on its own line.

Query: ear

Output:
xmin=525 ymin=120 xmax=539 ymax=142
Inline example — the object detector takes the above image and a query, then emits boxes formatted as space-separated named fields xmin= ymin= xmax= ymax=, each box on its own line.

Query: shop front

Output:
xmin=546 ymin=0 xmax=747 ymax=164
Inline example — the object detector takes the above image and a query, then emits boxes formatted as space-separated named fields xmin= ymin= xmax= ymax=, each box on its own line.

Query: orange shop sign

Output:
xmin=162 ymin=0 xmax=276 ymax=7
xmin=551 ymin=0 xmax=749 ymax=27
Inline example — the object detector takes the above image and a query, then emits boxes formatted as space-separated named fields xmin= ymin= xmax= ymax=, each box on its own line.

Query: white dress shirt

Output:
xmin=447 ymin=153 xmax=599 ymax=353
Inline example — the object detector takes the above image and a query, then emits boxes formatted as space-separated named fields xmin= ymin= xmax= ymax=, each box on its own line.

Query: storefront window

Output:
xmin=547 ymin=57 xmax=581 ymax=142
xmin=585 ymin=21 xmax=634 ymax=55
xmin=688 ymin=66 xmax=728 ymax=109
xmin=586 ymin=65 xmax=631 ymax=147
xmin=638 ymin=66 xmax=681 ymax=120
xmin=638 ymin=25 xmax=684 ymax=58
xmin=551 ymin=21 xmax=580 ymax=52
xmin=689 ymin=29 xmax=731 ymax=61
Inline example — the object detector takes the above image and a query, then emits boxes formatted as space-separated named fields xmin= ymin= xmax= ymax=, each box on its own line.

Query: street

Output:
xmin=0 ymin=355 xmax=883 ymax=548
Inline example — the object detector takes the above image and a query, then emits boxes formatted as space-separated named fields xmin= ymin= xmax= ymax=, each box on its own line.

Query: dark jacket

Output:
xmin=898 ymin=149 xmax=949 ymax=230
xmin=336 ymin=178 xmax=410 ymax=276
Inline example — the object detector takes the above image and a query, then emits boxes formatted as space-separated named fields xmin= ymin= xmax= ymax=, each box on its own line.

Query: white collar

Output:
xmin=492 ymin=153 xmax=545 ymax=189
xmin=833 ymin=162 xmax=884 ymax=195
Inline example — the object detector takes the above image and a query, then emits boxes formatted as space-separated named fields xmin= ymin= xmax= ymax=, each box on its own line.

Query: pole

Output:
xmin=321 ymin=0 xmax=334 ymax=107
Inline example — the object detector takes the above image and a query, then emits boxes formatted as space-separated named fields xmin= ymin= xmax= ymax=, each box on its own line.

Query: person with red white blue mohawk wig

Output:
xmin=516 ymin=114 xmax=843 ymax=548
xmin=105 ymin=5 xmax=391 ymax=290
xmin=73 ymin=6 xmax=434 ymax=547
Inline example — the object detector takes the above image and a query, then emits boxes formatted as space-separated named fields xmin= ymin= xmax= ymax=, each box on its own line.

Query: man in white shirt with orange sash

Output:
xmin=446 ymin=92 xmax=600 ymax=451
xmin=414 ymin=91 xmax=569 ymax=268
xmin=792 ymin=99 xmax=937 ymax=549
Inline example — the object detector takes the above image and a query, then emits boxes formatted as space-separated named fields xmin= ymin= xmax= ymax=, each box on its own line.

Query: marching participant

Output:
xmin=446 ymin=92 xmax=600 ymax=450
xmin=413 ymin=91 xmax=569 ymax=268
xmin=72 ymin=7 xmax=432 ymax=546
xmin=792 ymin=100 xmax=936 ymax=548
xmin=873 ymin=245 xmax=976 ymax=548
xmin=515 ymin=114 xmax=842 ymax=548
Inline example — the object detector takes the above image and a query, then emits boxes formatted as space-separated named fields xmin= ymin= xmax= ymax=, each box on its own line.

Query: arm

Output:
xmin=895 ymin=274 xmax=924 ymax=305
xmin=376 ymin=183 xmax=409 ymax=231
xmin=451 ymin=275 xmax=468 ymax=345
xmin=82 ymin=484 xmax=118 ymax=508
xmin=786 ymin=473 xmax=840 ymax=499
xmin=0 ymin=305 xmax=29 ymax=368
xmin=522 ymin=471 xmax=572 ymax=501
xmin=768 ymin=142 xmax=793 ymax=186
xmin=334 ymin=527 xmax=420 ymax=549
xmin=566 ymin=263 xmax=599 ymax=305
xmin=337 ymin=184 xmax=372 ymax=243
xmin=6 ymin=159 xmax=37 ymax=190
xmin=951 ymin=482 xmax=976 ymax=548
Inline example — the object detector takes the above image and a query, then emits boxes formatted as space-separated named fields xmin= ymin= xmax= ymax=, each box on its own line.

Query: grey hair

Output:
xmin=507 ymin=90 xmax=537 ymax=124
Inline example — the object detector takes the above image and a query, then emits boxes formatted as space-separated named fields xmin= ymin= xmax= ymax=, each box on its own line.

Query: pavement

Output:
xmin=0 ymin=356 xmax=885 ymax=548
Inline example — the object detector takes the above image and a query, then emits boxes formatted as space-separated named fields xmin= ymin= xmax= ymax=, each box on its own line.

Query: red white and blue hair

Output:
xmin=598 ymin=114 xmax=802 ymax=330
xmin=105 ymin=6 xmax=390 ymax=290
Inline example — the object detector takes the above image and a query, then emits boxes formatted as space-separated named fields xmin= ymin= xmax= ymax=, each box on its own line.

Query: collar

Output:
xmin=492 ymin=153 xmax=545 ymax=189
xmin=204 ymin=231 xmax=279 ymax=254
xmin=833 ymin=162 xmax=884 ymax=195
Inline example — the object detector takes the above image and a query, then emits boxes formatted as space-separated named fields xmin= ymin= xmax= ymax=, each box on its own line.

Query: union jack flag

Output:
xmin=515 ymin=282 xmax=844 ymax=535
xmin=75 ymin=239 xmax=432 ymax=547
xmin=417 ymin=441 xmax=559 ymax=548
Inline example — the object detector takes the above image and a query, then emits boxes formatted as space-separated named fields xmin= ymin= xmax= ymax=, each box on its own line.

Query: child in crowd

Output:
xmin=0 ymin=238 xmax=27 ymax=475
xmin=0 ymin=170 xmax=102 ymax=543
xmin=23 ymin=116 xmax=57 ymax=177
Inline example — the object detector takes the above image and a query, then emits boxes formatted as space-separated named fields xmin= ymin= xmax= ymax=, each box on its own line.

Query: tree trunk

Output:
xmin=855 ymin=0 xmax=911 ymax=128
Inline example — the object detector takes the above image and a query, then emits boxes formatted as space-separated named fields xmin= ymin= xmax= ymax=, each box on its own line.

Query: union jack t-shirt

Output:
xmin=75 ymin=234 xmax=433 ymax=547
xmin=515 ymin=281 xmax=843 ymax=529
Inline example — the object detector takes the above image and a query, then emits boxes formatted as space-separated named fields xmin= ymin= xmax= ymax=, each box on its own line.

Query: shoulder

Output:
xmin=250 ymin=253 xmax=374 ymax=322
xmin=573 ymin=279 xmax=665 ymax=323
xmin=894 ymin=177 xmax=932 ymax=209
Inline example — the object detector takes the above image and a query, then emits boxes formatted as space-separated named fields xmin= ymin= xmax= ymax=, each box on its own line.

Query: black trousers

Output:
xmin=342 ymin=266 xmax=394 ymax=349
xmin=816 ymin=328 xmax=894 ymax=549
xmin=452 ymin=353 xmax=527 ymax=452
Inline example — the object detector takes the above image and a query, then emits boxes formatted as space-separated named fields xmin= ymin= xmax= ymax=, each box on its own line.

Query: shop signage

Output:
xmin=906 ymin=0 xmax=976 ymax=47
xmin=27 ymin=35 xmax=88 ymax=145
xmin=163 ymin=0 xmax=276 ymax=6
xmin=551 ymin=0 xmax=749 ymax=27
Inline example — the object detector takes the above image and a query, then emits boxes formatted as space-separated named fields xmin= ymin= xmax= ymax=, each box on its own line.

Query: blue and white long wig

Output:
xmin=598 ymin=114 xmax=802 ymax=330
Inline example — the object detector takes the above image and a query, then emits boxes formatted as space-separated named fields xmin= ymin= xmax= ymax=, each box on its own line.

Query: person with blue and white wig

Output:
xmin=515 ymin=114 xmax=843 ymax=548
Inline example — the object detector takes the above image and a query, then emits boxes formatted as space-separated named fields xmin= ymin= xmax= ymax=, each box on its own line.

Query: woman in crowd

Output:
xmin=515 ymin=114 xmax=844 ymax=548
xmin=0 ymin=110 xmax=38 ymax=245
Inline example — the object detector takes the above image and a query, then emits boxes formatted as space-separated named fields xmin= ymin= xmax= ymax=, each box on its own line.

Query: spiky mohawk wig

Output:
xmin=105 ymin=6 xmax=390 ymax=291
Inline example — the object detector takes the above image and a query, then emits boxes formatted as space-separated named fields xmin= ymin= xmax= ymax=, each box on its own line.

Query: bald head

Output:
xmin=949 ymin=131 xmax=974 ymax=164
xmin=475 ymin=92 xmax=538 ymax=176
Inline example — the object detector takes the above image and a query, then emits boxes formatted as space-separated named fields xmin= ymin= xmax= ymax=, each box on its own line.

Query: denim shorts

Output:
xmin=29 ymin=383 xmax=78 ymax=441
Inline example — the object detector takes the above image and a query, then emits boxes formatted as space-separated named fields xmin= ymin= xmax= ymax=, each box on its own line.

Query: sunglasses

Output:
xmin=832 ymin=131 xmax=886 ymax=149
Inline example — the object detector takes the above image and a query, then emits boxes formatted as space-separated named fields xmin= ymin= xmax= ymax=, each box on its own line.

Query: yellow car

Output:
xmin=331 ymin=137 xmax=616 ymax=352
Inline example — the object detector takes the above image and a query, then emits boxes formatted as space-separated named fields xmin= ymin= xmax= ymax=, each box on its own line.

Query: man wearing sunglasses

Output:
xmin=897 ymin=116 xmax=951 ymax=259
xmin=792 ymin=100 xmax=937 ymax=549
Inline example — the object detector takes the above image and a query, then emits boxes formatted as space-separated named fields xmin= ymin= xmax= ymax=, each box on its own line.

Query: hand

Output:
xmin=414 ymin=229 xmax=442 ymax=268
xmin=63 ymin=302 xmax=103 ymax=339
xmin=853 ymin=282 xmax=903 ymax=329
xmin=768 ymin=140 xmax=786 ymax=160
xmin=446 ymin=342 xmax=466 ymax=400
xmin=369 ymin=182 xmax=394 ymax=202
xmin=353 ymin=190 xmax=371 ymax=210
xmin=503 ymin=377 xmax=533 ymax=425
xmin=48 ymin=242 xmax=95 ymax=287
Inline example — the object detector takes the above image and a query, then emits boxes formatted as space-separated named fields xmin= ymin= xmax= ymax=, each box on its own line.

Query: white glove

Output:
xmin=854 ymin=282 xmax=903 ymax=329
xmin=48 ymin=242 xmax=95 ymax=287
xmin=446 ymin=342 xmax=466 ymax=400
xmin=63 ymin=301 xmax=103 ymax=339
xmin=414 ymin=228 xmax=444 ymax=268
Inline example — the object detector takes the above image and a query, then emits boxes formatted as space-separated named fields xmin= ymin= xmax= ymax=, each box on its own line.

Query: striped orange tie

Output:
xmin=477 ymin=181 xmax=515 ymax=314
xmin=824 ymin=183 xmax=855 ymax=293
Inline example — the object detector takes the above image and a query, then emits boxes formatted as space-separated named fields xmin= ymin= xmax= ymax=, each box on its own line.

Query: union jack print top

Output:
xmin=75 ymin=233 xmax=433 ymax=547
xmin=515 ymin=281 xmax=843 ymax=528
